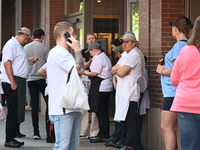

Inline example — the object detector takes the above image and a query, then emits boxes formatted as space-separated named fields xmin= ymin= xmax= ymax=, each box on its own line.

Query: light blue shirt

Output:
xmin=161 ymin=38 xmax=187 ymax=97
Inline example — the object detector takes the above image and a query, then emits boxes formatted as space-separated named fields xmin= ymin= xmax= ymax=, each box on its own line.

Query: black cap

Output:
xmin=85 ymin=42 xmax=100 ymax=53
xmin=169 ymin=22 xmax=173 ymax=26
xmin=115 ymin=45 xmax=124 ymax=53
xmin=169 ymin=16 xmax=192 ymax=27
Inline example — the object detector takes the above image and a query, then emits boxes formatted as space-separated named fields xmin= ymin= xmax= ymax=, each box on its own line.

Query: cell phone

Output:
xmin=63 ymin=32 xmax=72 ymax=43
xmin=160 ymin=53 xmax=166 ymax=65
xmin=34 ymin=56 xmax=41 ymax=61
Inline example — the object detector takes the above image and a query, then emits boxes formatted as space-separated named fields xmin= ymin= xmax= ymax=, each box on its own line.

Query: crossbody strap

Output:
xmin=62 ymin=65 xmax=74 ymax=115
xmin=180 ymin=39 xmax=187 ymax=42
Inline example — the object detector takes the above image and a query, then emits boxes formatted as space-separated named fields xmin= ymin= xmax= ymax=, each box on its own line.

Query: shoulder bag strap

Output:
xmin=63 ymin=65 xmax=75 ymax=115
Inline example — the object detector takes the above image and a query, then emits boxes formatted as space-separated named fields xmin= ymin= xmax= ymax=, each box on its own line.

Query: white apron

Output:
xmin=114 ymin=74 xmax=140 ymax=121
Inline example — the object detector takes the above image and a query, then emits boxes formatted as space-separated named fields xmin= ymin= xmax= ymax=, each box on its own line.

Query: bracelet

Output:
xmin=160 ymin=69 xmax=164 ymax=75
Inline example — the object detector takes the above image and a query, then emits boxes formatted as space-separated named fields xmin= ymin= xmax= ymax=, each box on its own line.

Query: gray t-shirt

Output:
xmin=24 ymin=41 xmax=49 ymax=81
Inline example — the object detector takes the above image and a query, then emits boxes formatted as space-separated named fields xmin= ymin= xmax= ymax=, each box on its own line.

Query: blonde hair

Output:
xmin=53 ymin=21 xmax=71 ymax=40
xmin=87 ymin=33 xmax=97 ymax=39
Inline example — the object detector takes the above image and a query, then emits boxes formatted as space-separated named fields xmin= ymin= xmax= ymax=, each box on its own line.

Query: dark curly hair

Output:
xmin=111 ymin=38 xmax=123 ymax=46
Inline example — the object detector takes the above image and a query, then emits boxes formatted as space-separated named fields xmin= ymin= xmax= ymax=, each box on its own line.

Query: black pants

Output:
xmin=122 ymin=101 xmax=138 ymax=147
xmin=96 ymin=92 xmax=111 ymax=138
xmin=112 ymin=121 xmax=122 ymax=143
xmin=28 ymin=79 xmax=47 ymax=136
xmin=2 ymin=82 xmax=18 ymax=142
xmin=1 ymin=94 xmax=6 ymax=106
xmin=111 ymin=89 xmax=122 ymax=143
xmin=136 ymin=92 xmax=144 ymax=147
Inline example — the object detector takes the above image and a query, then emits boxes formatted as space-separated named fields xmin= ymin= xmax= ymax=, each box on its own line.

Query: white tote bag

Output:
xmin=60 ymin=65 xmax=90 ymax=110
xmin=0 ymin=103 xmax=6 ymax=120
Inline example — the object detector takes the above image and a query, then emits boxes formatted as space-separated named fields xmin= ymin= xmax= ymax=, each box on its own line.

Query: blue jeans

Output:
xmin=178 ymin=112 xmax=200 ymax=150
xmin=49 ymin=112 xmax=82 ymax=150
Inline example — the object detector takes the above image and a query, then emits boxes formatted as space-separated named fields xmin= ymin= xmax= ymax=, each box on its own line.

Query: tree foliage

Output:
xmin=132 ymin=1 xmax=139 ymax=41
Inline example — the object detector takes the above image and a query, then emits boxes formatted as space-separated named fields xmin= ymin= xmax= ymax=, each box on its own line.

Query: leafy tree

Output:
xmin=132 ymin=1 xmax=139 ymax=41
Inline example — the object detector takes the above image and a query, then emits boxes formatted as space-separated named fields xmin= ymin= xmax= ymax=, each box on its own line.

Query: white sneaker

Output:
xmin=80 ymin=135 xmax=89 ymax=139
xmin=33 ymin=135 xmax=41 ymax=140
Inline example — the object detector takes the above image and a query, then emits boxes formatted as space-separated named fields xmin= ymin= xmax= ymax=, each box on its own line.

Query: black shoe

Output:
xmin=16 ymin=133 xmax=26 ymax=138
xmin=104 ymin=141 xmax=117 ymax=147
xmin=116 ymin=140 xmax=126 ymax=148
xmin=90 ymin=136 xmax=104 ymax=143
xmin=135 ymin=145 xmax=144 ymax=150
xmin=4 ymin=139 xmax=24 ymax=148
xmin=1 ymin=102 xmax=6 ymax=106
xmin=46 ymin=138 xmax=55 ymax=143
xmin=15 ymin=139 xmax=24 ymax=146
xmin=102 ymin=137 xmax=111 ymax=142
xmin=117 ymin=146 xmax=126 ymax=150
xmin=123 ymin=146 xmax=135 ymax=150
xmin=103 ymin=137 xmax=113 ymax=142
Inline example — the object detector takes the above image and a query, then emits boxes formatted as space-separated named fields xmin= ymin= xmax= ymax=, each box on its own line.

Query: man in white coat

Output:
xmin=111 ymin=33 xmax=144 ymax=150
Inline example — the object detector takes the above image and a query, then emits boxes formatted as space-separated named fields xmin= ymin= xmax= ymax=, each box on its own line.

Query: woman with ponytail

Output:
xmin=156 ymin=16 xmax=192 ymax=150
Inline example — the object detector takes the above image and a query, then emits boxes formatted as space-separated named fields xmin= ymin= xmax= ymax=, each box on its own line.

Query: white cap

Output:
xmin=120 ymin=33 xmax=136 ymax=42
xmin=18 ymin=27 xmax=31 ymax=36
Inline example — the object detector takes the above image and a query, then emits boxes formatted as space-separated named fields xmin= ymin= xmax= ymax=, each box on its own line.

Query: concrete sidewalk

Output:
xmin=0 ymin=107 xmax=115 ymax=150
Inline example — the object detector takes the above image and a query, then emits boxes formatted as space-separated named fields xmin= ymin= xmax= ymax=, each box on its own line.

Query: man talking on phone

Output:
xmin=24 ymin=28 xmax=49 ymax=140
xmin=47 ymin=21 xmax=84 ymax=150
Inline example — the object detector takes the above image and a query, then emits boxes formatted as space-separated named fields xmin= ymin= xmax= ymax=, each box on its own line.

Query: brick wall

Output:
xmin=49 ymin=0 xmax=65 ymax=49
xmin=162 ymin=0 xmax=186 ymax=51
xmin=66 ymin=0 xmax=80 ymax=14
xmin=22 ymin=0 xmax=33 ymax=32
xmin=149 ymin=0 xmax=163 ymax=109
xmin=40 ymin=1 xmax=50 ymax=47
xmin=139 ymin=0 xmax=150 ymax=55
xmin=2 ymin=1 xmax=13 ymax=49
xmin=2 ymin=0 xmax=34 ymax=49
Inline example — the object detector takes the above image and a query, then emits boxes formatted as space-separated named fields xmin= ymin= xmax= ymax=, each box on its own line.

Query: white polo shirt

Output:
xmin=89 ymin=52 xmax=113 ymax=92
xmin=1 ymin=37 xmax=29 ymax=83
xmin=47 ymin=45 xmax=80 ymax=115
xmin=114 ymin=47 xmax=144 ymax=121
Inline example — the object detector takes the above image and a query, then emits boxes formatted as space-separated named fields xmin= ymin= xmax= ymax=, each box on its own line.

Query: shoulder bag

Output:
xmin=60 ymin=64 xmax=90 ymax=110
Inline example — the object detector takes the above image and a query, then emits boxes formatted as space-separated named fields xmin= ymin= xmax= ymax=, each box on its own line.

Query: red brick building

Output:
xmin=1 ymin=0 xmax=200 ymax=149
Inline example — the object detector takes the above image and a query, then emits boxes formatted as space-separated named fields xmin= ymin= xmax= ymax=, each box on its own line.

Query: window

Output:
xmin=131 ymin=0 xmax=139 ymax=41
xmin=187 ymin=0 xmax=200 ymax=23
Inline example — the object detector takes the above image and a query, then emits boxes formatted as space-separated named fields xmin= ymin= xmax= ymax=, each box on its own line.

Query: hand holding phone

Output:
xmin=63 ymin=32 xmax=72 ymax=43
xmin=160 ymin=53 xmax=166 ymax=65
xmin=34 ymin=56 xmax=41 ymax=61
xmin=33 ymin=56 xmax=41 ymax=63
